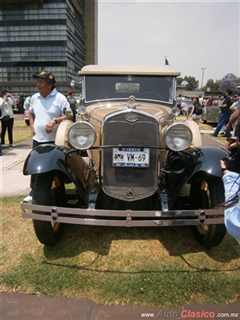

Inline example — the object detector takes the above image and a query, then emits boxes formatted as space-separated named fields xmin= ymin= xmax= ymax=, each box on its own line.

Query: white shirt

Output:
xmin=222 ymin=171 xmax=240 ymax=240
xmin=29 ymin=88 xmax=71 ymax=142
xmin=0 ymin=96 xmax=16 ymax=118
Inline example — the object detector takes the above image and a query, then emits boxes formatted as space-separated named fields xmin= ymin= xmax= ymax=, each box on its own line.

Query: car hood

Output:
xmin=86 ymin=101 xmax=172 ymax=125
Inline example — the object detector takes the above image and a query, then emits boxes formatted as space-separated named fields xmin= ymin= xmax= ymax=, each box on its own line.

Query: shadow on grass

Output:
xmin=43 ymin=224 xmax=240 ymax=263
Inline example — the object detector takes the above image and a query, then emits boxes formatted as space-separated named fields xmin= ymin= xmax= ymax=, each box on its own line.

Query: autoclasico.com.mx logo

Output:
xmin=140 ymin=309 xmax=239 ymax=318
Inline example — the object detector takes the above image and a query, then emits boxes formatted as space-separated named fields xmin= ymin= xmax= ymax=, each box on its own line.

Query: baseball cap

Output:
xmin=67 ymin=90 xmax=72 ymax=95
xmin=33 ymin=70 xmax=56 ymax=84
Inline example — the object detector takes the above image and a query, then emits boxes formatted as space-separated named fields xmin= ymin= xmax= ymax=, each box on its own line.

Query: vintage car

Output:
xmin=21 ymin=65 xmax=228 ymax=247
xmin=201 ymin=97 xmax=223 ymax=124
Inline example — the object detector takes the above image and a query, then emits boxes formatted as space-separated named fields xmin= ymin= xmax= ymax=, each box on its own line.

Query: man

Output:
xmin=0 ymin=90 xmax=16 ymax=147
xmin=224 ymin=97 xmax=240 ymax=137
xmin=23 ymin=70 xmax=73 ymax=202
xmin=175 ymin=94 xmax=182 ymax=110
xmin=210 ymin=90 xmax=232 ymax=138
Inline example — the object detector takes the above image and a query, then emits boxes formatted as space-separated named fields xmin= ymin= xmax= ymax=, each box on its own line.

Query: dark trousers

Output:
xmin=1 ymin=117 xmax=14 ymax=144
xmin=213 ymin=113 xmax=231 ymax=137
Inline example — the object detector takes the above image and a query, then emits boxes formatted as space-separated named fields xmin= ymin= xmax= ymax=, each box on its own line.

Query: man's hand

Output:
xmin=45 ymin=120 xmax=56 ymax=134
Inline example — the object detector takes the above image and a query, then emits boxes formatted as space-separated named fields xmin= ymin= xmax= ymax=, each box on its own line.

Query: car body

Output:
xmin=21 ymin=65 xmax=228 ymax=247
xmin=201 ymin=97 xmax=223 ymax=123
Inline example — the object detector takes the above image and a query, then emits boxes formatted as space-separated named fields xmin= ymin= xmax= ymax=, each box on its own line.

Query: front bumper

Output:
xmin=21 ymin=202 xmax=224 ymax=227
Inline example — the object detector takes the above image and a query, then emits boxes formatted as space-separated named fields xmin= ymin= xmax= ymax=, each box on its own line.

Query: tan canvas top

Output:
xmin=78 ymin=65 xmax=181 ymax=76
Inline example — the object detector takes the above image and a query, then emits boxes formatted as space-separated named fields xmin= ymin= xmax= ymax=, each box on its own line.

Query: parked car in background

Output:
xmin=201 ymin=97 xmax=223 ymax=124
xmin=180 ymin=99 xmax=194 ymax=116
xmin=21 ymin=65 xmax=228 ymax=248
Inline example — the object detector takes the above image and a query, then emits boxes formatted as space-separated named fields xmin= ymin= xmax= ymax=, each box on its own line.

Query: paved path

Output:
xmin=1 ymin=139 xmax=32 ymax=197
xmin=1 ymin=292 xmax=239 ymax=320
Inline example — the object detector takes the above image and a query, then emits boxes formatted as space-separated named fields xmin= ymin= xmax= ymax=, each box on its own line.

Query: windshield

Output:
xmin=84 ymin=75 xmax=175 ymax=104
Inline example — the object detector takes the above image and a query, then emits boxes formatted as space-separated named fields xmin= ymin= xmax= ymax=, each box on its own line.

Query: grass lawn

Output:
xmin=12 ymin=115 xmax=32 ymax=144
xmin=1 ymin=197 xmax=239 ymax=307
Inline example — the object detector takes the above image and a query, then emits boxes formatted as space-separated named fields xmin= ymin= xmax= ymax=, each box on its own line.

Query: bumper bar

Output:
xmin=20 ymin=202 xmax=224 ymax=227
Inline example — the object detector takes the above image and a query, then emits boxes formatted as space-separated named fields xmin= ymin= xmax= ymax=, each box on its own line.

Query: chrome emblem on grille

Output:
xmin=125 ymin=114 xmax=138 ymax=122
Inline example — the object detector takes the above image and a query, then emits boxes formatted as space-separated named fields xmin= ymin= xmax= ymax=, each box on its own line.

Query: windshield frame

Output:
xmin=83 ymin=75 xmax=176 ymax=105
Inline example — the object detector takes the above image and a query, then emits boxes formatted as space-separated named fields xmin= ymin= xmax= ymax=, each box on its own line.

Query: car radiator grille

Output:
xmin=102 ymin=111 xmax=159 ymax=201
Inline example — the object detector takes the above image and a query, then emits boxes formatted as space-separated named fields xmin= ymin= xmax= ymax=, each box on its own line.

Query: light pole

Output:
xmin=201 ymin=68 xmax=206 ymax=88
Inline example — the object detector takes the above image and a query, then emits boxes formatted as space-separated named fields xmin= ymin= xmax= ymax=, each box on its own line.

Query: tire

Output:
xmin=190 ymin=175 xmax=226 ymax=247
xmin=32 ymin=172 xmax=65 ymax=245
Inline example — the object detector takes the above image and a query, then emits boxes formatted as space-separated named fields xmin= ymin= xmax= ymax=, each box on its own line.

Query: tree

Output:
xmin=176 ymin=76 xmax=199 ymax=91
xmin=183 ymin=76 xmax=199 ymax=91
xmin=203 ymin=79 xmax=221 ymax=93
xmin=176 ymin=77 xmax=184 ymax=86
xmin=219 ymin=73 xmax=239 ymax=94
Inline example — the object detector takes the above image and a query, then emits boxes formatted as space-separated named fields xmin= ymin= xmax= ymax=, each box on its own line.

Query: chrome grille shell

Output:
xmin=102 ymin=110 xmax=160 ymax=201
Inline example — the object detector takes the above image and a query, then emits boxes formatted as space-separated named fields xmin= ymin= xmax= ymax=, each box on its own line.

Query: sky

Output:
xmin=98 ymin=0 xmax=240 ymax=87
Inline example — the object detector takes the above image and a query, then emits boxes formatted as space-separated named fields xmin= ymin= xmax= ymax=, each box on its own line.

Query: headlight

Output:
xmin=68 ymin=122 xmax=96 ymax=150
xmin=164 ymin=123 xmax=192 ymax=151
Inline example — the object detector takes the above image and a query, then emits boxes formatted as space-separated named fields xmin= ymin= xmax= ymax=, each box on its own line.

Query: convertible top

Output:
xmin=78 ymin=65 xmax=181 ymax=77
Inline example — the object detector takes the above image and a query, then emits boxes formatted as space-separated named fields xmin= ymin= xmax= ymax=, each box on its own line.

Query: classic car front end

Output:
xmin=21 ymin=65 xmax=228 ymax=247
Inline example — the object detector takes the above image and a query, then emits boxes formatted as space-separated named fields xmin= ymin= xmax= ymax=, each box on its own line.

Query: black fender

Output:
xmin=165 ymin=146 xmax=228 ymax=208
xmin=23 ymin=144 xmax=68 ymax=175
xmin=186 ymin=145 xmax=228 ymax=179
xmin=23 ymin=144 xmax=89 ymax=196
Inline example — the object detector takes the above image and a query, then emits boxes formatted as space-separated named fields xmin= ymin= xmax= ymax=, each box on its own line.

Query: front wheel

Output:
xmin=32 ymin=172 xmax=65 ymax=245
xmin=190 ymin=175 xmax=226 ymax=247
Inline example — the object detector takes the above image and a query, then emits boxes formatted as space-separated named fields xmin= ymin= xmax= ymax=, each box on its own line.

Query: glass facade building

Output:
xmin=0 ymin=0 xmax=98 ymax=95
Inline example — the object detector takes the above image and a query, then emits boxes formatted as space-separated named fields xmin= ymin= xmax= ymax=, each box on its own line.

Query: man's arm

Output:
xmin=224 ymin=105 xmax=240 ymax=132
xmin=29 ymin=111 xmax=35 ymax=136
xmin=45 ymin=105 xmax=73 ymax=134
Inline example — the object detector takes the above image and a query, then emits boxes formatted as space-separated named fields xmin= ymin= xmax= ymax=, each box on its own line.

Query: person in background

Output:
xmin=0 ymin=108 xmax=1 ymax=155
xmin=189 ymin=97 xmax=202 ymax=125
xmin=23 ymin=70 xmax=73 ymax=202
xmin=224 ymin=97 xmax=240 ymax=137
xmin=175 ymin=94 xmax=182 ymax=110
xmin=210 ymin=90 xmax=232 ymax=138
xmin=219 ymin=124 xmax=240 ymax=240
xmin=199 ymin=95 xmax=204 ymax=106
xmin=19 ymin=94 xmax=25 ymax=114
xmin=0 ymin=90 xmax=16 ymax=147
xmin=67 ymin=90 xmax=76 ymax=122
xmin=23 ymin=96 xmax=31 ymax=110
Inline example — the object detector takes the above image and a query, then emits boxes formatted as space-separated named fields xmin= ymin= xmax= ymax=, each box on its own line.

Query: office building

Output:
xmin=0 ymin=0 xmax=98 ymax=95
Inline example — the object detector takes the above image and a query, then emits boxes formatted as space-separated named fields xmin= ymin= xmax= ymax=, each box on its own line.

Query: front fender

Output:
xmin=23 ymin=145 xmax=67 ymax=175
xmin=188 ymin=145 xmax=228 ymax=178
xmin=166 ymin=146 xmax=228 ymax=209
xmin=23 ymin=144 xmax=89 ymax=188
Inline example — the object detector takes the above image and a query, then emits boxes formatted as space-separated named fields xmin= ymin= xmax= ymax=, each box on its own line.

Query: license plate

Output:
xmin=112 ymin=148 xmax=150 ymax=167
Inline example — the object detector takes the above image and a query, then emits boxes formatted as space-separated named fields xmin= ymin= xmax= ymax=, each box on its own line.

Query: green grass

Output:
xmin=1 ymin=197 xmax=240 ymax=307
xmin=12 ymin=115 xmax=32 ymax=144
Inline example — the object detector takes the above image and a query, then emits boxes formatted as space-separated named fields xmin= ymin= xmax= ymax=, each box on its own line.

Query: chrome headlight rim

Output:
xmin=68 ymin=121 xmax=96 ymax=150
xmin=164 ymin=123 xmax=192 ymax=151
